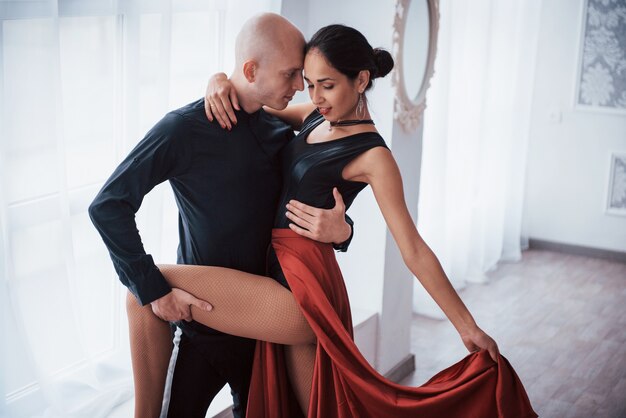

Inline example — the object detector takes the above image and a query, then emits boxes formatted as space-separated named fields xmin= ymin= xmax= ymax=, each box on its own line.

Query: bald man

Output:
xmin=89 ymin=13 xmax=352 ymax=418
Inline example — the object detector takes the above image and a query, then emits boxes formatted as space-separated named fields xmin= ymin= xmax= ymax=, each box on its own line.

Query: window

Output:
xmin=1 ymin=1 xmax=275 ymax=414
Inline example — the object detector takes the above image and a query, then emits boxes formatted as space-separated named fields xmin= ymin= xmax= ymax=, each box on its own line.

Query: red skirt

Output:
xmin=246 ymin=229 xmax=537 ymax=418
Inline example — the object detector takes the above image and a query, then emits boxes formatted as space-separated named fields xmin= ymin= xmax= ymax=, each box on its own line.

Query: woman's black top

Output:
xmin=268 ymin=110 xmax=388 ymax=288
xmin=274 ymin=111 xmax=388 ymax=227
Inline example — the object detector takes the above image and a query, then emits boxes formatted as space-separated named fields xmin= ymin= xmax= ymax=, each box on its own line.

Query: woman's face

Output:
xmin=303 ymin=49 xmax=363 ymax=122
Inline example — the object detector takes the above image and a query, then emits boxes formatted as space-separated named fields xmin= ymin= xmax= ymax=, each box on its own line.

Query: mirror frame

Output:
xmin=391 ymin=0 xmax=440 ymax=132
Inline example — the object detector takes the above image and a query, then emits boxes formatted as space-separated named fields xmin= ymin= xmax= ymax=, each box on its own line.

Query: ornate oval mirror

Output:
xmin=392 ymin=0 xmax=439 ymax=132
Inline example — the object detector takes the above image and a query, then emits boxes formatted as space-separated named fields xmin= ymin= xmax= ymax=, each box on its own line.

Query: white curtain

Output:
xmin=414 ymin=0 xmax=542 ymax=318
xmin=0 ymin=1 xmax=275 ymax=416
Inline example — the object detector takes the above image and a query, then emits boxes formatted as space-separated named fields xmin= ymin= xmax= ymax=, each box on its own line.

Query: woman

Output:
xmin=133 ymin=24 xmax=536 ymax=417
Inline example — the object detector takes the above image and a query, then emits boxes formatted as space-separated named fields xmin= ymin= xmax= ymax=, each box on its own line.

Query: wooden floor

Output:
xmin=399 ymin=249 xmax=626 ymax=418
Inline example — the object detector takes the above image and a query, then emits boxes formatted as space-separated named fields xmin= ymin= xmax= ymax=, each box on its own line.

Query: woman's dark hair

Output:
xmin=305 ymin=24 xmax=394 ymax=91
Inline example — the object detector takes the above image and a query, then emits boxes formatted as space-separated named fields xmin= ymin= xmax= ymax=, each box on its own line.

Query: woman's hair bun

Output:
xmin=306 ymin=25 xmax=395 ymax=90
xmin=372 ymin=48 xmax=394 ymax=78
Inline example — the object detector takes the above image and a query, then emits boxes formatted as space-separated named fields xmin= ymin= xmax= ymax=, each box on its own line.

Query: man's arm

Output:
xmin=89 ymin=112 xmax=191 ymax=307
xmin=285 ymin=187 xmax=354 ymax=251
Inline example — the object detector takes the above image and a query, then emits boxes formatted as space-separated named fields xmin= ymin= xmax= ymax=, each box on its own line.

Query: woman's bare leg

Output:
xmin=286 ymin=344 xmax=316 ymax=415
xmin=126 ymin=291 xmax=172 ymax=418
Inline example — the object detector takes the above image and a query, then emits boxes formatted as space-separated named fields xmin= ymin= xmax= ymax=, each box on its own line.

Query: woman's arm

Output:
xmin=263 ymin=103 xmax=316 ymax=131
xmin=204 ymin=73 xmax=237 ymax=129
xmin=204 ymin=73 xmax=315 ymax=131
xmin=346 ymin=147 xmax=499 ymax=361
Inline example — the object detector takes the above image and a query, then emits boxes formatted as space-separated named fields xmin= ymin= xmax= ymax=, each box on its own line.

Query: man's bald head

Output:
xmin=235 ymin=13 xmax=305 ymax=67
xmin=230 ymin=13 xmax=305 ymax=113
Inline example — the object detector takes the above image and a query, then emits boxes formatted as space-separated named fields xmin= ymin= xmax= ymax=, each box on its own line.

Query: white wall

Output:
xmin=280 ymin=0 xmax=309 ymax=38
xmin=523 ymin=0 xmax=626 ymax=252
xmin=281 ymin=0 xmax=417 ymax=374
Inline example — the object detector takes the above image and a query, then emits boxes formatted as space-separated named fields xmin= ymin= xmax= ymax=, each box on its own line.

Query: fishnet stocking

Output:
xmin=126 ymin=291 xmax=172 ymax=418
xmin=127 ymin=264 xmax=317 ymax=417
xmin=159 ymin=264 xmax=315 ymax=344
xmin=286 ymin=344 xmax=316 ymax=415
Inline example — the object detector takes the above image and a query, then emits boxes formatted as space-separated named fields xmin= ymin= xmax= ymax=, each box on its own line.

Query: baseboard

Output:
xmin=210 ymin=354 xmax=416 ymax=418
xmin=384 ymin=353 xmax=416 ymax=383
xmin=528 ymin=238 xmax=626 ymax=264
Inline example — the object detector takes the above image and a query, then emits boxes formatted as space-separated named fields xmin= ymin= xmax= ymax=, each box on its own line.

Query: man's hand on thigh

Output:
xmin=151 ymin=289 xmax=213 ymax=322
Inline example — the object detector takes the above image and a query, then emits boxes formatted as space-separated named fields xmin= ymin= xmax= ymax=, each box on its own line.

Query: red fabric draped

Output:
xmin=247 ymin=229 xmax=537 ymax=418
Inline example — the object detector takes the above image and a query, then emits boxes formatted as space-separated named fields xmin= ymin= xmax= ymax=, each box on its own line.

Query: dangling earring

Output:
xmin=356 ymin=93 xmax=364 ymax=120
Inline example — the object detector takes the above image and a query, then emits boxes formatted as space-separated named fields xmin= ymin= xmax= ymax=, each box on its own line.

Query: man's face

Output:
xmin=254 ymin=38 xmax=305 ymax=110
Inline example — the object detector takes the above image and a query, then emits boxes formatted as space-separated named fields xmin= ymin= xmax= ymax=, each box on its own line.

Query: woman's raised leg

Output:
xmin=161 ymin=264 xmax=320 ymax=413
xmin=127 ymin=264 xmax=318 ymax=417
xmin=158 ymin=264 xmax=315 ymax=345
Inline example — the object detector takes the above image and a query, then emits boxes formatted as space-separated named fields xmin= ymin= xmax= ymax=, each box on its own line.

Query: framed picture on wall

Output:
xmin=606 ymin=153 xmax=626 ymax=216
xmin=575 ymin=0 xmax=626 ymax=114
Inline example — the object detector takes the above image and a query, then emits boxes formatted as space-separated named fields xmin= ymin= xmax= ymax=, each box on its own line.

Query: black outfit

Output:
xmin=274 ymin=111 xmax=386 ymax=225
xmin=89 ymin=98 xmax=292 ymax=418
xmin=267 ymin=111 xmax=376 ymax=288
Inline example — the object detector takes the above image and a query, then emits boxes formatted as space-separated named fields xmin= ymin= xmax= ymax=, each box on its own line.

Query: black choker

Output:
xmin=329 ymin=119 xmax=375 ymax=129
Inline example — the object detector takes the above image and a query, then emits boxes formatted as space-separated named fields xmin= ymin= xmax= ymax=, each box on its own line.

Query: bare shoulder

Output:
xmin=362 ymin=145 xmax=393 ymax=162
xmin=343 ymin=144 xmax=396 ymax=183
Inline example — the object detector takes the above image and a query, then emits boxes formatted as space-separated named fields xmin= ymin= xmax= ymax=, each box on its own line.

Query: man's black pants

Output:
xmin=166 ymin=325 xmax=256 ymax=418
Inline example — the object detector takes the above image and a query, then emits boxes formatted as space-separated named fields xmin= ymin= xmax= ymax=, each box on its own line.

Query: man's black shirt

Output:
xmin=89 ymin=98 xmax=293 ymax=309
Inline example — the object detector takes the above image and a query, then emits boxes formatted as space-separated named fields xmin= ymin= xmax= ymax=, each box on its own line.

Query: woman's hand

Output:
xmin=204 ymin=72 xmax=240 ymax=129
xmin=459 ymin=325 xmax=499 ymax=363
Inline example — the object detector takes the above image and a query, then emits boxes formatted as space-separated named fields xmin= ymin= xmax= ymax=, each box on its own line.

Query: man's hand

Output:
xmin=150 ymin=288 xmax=213 ymax=322
xmin=204 ymin=72 xmax=239 ymax=130
xmin=286 ymin=188 xmax=351 ymax=244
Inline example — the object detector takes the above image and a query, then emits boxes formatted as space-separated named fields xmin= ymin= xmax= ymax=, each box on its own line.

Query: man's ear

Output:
xmin=242 ymin=60 xmax=257 ymax=83
xmin=356 ymin=70 xmax=370 ymax=93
